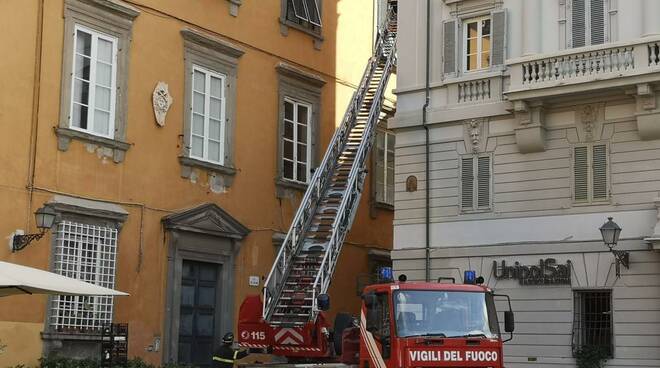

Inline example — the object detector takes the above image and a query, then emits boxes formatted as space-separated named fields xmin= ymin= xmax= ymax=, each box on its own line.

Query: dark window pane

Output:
xmin=199 ymin=265 xmax=217 ymax=281
xmin=179 ymin=313 xmax=193 ymax=336
xmin=297 ymin=164 xmax=307 ymax=182
xmin=297 ymin=124 xmax=307 ymax=143
xmin=181 ymin=285 xmax=195 ymax=306
xmin=182 ymin=262 xmax=195 ymax=278
xmin=284 ymin=121 xmax=294 ymax=139
xmin=198 ymin=287 xmax=216 ymax=307
xmin=76 ymin=30 xmax=91 ymax=56
xmin=285 ymin=101 xmax=293 ymax=121
xmin=195 ymin=343 xmax=214 ymax=365
xmin=284 ymin=140 xmax=294 ymax=160
xmin=297 ymin=144 xmax=307 ymax=162
xmin=178 ymin=343 xmax=192 ymax=363
xmin=196 ymin=314 xmax=214 ymax=336
xmin=72 ymin=104 xmax=88 ymax=129
xmin=283 ymin=160 xmax=294 ymax=179
xmin=75 ymin=55 xmax=91 ymax=80
xmin=482 ymin=19 xmax=491 ymax=36
xmin=297 ymin=105 xmax=309 ymax=125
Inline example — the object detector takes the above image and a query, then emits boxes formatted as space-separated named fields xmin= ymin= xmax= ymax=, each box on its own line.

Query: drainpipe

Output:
xmin=423 ymin=0 xmax=431 ymax=282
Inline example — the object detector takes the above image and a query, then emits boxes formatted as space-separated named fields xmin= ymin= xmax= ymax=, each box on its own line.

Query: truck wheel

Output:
xmin=334 ymin=312 xmax=353 ymax=355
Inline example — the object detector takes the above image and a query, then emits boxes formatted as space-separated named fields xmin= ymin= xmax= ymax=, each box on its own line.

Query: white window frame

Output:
xmin=189 ymin=64 xmax=227 ymax=166
xmin=50 ymin=220 xmax=118 ymax=331
xmin=374 ymin=129 xmax=395 ymax=206
xmin=572 ymin=143 xmax=610 ymax=204
xmin=567 ymin=0 xmax=610 ymax=48
xmin=462 ymin=16 xmax=491 ymax=73
xmin=282 ymin=97 xmax=312 ymax=184
xmin=69 ymin=24 xmax=118 ymax=139
xmin=460 ymin=153 xmax=492 ymax=212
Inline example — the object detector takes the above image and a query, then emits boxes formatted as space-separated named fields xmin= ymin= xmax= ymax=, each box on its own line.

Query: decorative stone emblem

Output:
xmin=581 ymin=105 xmax=597 ymax=141
xmin=153 ymin=82 xmax=172 ymax=127
xmin=405 ymin=176 xmax=418 ymax=192
xmin=465 ymin=119 xmax=482 ymax=153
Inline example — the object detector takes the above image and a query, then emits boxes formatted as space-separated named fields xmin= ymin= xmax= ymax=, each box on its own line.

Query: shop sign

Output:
xmin=493 ymin=258 xmax=571 ymax=285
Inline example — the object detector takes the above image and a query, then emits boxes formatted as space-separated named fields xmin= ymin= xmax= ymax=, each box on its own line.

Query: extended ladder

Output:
xmin=263 ymin=6 xmax=397 ymax=326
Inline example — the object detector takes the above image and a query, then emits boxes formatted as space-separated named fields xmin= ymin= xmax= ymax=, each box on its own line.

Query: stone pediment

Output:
xmin=162 ymin=203 xmax=249 ymax=239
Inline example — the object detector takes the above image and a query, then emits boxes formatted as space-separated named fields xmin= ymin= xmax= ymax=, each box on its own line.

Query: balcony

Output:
xmin=506 ymin=36 xmax=660 ymax=101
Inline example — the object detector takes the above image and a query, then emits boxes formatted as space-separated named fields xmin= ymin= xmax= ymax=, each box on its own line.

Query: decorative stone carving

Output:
xmin=463 ymin=119 xmax=487 ymax=153
xmin=580 ymin=104 xmax=597 ymax=141
xmin=644 ymin=198 xmax=660 ymax=251
xmin=406 ymin=176 xmax=418 ymax=192
xmin=153 ymin=82 xmax=172 ymax=127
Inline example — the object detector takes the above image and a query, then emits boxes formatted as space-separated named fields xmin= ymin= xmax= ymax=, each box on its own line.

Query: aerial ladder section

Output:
xmin=262 ymin=7 xmax=397 ymax=327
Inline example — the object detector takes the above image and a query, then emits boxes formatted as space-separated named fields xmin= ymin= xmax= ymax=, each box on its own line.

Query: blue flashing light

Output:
xmin=379 ymin=267 xmax=393 ymax=282
xmin=464 ymin=270 xmax=476 ymax=284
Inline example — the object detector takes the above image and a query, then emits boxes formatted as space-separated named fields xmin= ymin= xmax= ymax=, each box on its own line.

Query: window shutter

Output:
xmin=490 ymin=9 xmax=507 ymax=66
xmin=443 ymin=20 xmax=457 ymax=74
xmin=590 ymin=0 xmax=605 ymax=44
xmin=574 ymin=146 xmax=588 ymax=202
xmin=461 ymin=157 xmax=474 ymax=209
xmin=592 ymin=144 xmax=607 ymax=200
xmin=477 ymin=156 xmax=491 ymax=208
xmin=572 ymin=0 xmax=586 ymax=47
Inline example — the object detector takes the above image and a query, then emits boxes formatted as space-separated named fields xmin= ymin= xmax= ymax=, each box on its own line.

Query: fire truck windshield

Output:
xmin=393 ymin=290 xmax=500 ymax=339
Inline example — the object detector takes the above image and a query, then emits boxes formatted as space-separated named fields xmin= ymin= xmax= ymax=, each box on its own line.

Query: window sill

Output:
xmin=179 ymin=156 xmax=237 ymax=188
xmin=373 ymin=201 xmax=394 ymax=211
xmin=55 ymin=127 xmax=131 ymax=163
xmin=572 ymin=199 xmax=612 ymax=207
xmin=279 ymin=18 xmax=323 ymax=50
xmin=275 ymin=178 xmax=308 ymax=198
xmin=41 ymin=331 xmax=102 ymax=341
xmin=460 ymin=208 xmax=492 ymax=214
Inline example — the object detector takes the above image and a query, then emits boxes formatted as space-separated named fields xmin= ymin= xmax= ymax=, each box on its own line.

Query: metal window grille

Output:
xmin=572 ymin=290 xmax=613 ymax=357
xmin=50 ymin=221 xmax=118 ymax=333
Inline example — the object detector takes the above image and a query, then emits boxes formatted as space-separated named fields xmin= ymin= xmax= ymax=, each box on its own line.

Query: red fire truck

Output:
xmin=238 ymin=272 xmax=515 ymax=368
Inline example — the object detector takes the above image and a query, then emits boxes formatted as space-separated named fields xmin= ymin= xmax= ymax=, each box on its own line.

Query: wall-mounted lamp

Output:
xmin=599 ymin=216 xmax=628 ymax=277
xmin=12 ymin=206 xmax=57 ymax=252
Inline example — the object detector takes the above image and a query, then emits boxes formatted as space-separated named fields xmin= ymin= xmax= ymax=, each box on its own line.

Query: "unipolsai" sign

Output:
xmin=493 ymin=258 xmax=571 ymax=285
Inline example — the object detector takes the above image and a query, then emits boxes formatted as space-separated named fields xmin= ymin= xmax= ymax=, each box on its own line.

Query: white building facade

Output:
xmin=392 ymin=0 xmax=660 ymax=366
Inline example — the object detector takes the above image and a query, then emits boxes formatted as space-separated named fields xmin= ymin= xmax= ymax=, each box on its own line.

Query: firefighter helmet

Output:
xmin=222 ymin=332 xmax=234 ymax=344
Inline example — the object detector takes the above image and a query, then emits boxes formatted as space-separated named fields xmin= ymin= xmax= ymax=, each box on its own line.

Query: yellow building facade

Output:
xmin=0 ymin=0 xmax=394 ymax=366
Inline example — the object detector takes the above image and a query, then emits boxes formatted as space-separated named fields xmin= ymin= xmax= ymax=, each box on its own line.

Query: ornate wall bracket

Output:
xmin=644 ymin=197 xmax=660 ymax=251
xmin=513 ymin=101 xmax=546 ymax=153
xmin=634 ymin=83 xmax=660 ymax=140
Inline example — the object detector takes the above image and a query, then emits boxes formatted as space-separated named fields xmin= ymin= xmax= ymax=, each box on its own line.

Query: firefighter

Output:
xmin=212 ymin=333 xmax=250 ymax=368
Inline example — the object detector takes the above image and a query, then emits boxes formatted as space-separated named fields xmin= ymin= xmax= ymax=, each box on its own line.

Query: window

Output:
xmin=56 ymin=0 xmax=138 ymax=163
xmin=190 ymin=65 xmax=226 ymax=165
xmin=463 ymin=17 xmax=491 ymax=72
xmin=282 ymin=98 xmax=312 ymax=183
xmin=280 ymin=0 xmax=323 ymax=44
xmin=569 ymin=0 xmax=608 ymax=48
xmin=461 ymin=154 xmax=491 ymax=211
xmin=374 ymin=129 xmax=395 ymax=206
xmin=572 ymin=290 xmax=613 ymax=357
xmin=286 ymin=0 xmax=322 ymax=27
xmin=443 ymin=10 xmax=506 ymax=75
xmin=50 ymin=221 xmax=118 ymax=332
xmin=276 ymin=63 xmax=323 ymax=193
xmin=179 ymin=28 xmax=244 ymax=187
xmin=70 ymin=25 xmax=117 ymax=138
xmin=573 ymin=144 xmax=608 ymax=203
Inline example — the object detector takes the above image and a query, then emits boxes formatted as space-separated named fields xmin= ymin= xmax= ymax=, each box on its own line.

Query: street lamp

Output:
xmin=599 ymin=217 xmax=628 ymax=277
xmin=12 ymin=206 xmax=57 ymax=252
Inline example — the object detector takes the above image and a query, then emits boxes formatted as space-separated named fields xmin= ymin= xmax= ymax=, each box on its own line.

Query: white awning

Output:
xmin=0 ymin=261 xmax=128 ymax=297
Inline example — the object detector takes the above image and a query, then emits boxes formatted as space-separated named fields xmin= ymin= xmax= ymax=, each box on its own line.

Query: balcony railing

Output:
xmin=507 ymin=37 xmax=660 ymax=98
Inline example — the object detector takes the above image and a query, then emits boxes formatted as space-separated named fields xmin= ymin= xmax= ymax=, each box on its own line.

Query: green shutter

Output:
xmin=572 ymin=0 xmax=586 ymax=47
xmin=574 ymin=146 xmax=588 ymax=202
xmin=490 ymin=10 xmax=507 ymax=66
xmin=443 ymin=20 xmax=457 ymax=74
xmin=461 ymin=157 xmax=474 ymax=209
xmin=592 ymin=145 xmax=607 ymax=200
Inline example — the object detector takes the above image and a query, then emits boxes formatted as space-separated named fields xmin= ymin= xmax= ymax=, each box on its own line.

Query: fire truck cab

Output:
xmin=356 ymin=274 xmax=514 ymax=368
